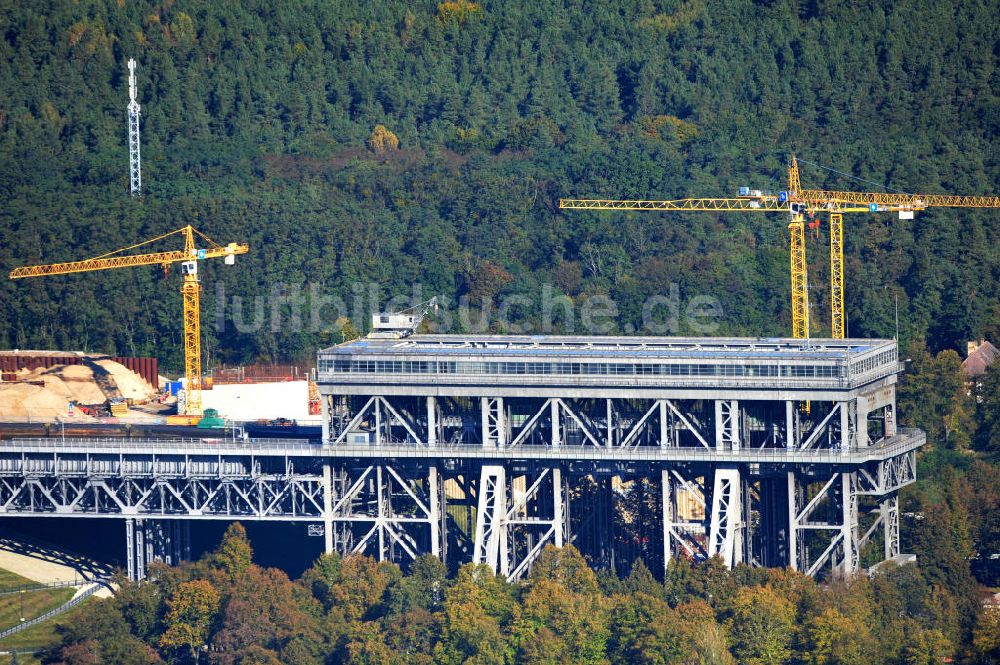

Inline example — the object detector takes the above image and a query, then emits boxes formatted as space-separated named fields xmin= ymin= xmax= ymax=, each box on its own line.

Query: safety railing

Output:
xmin=0 ymin=579 xmax=109 ymax=640
xmin=319 ymin=429 xmax=925 ymax=464
xmin=0 ymin=576 xmax=100 ymax=596
xmin=1 ymin=437 xmax=315 ymax=452
xmin=0 ymin=430 xmax=924 ymax=465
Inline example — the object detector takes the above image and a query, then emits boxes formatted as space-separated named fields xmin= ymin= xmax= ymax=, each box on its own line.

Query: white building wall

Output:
xmin=201 ymin=381 xmax=310 ymax=421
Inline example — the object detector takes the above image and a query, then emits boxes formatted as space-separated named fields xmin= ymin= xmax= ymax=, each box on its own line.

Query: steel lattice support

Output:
xmin=472 ymin=465 xmax=567 ymax=581
xmin=0 ymin=472 xmax=326 ymax=519
xmin=472 ymin=465 xmax=507 ymax=573
xmin=324 ymin=464 xmax=443 ymax=565
xmin=660 ymin=467 xmax=708 ymax=572
xmin=881 ymin=495 xmax=900 ymax=559
xmin=125 ymin=518 xmax=187 ymax=581
xmin=789 ymin=215 xmax=810 ymax=338
xmin=786 ymin=471 xmax=863 ymax=577
xmin=181 ymin=275 xmax=202 ymax=416
xmin=714 ymin=400 xmax=740 ymax=451
xmin=708 ymin=468 xmax=742 ymax=566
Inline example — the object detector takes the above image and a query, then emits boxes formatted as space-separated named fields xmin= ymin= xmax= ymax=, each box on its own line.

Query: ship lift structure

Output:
xmin=560 ymin=156 xmax=1000 ymax=340
xmin=9 ymin=226 xmax=249 ymax=416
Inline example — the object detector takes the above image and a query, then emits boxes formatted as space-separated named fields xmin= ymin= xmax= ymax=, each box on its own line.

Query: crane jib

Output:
xmin=8 ymin=244 xmax=249 ymax=279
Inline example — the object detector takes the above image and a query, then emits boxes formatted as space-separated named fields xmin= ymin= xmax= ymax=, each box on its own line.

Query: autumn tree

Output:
xmin=465 ymin=259 xmax=513 ymax=305
xmin=437 ymin=0 xmax=483 ymax=25
xmin=434 ymin=564 xmax=517 ymax=665
xmin=321 ymin=554 xmax=399 ymax=622
xmin=804 ymin=607 xmax=872 ymax=665
xmin=344 ymin=621 xmax=394 ymax=665
xmin=159 ymin=579 xmax=222 ymax=660
xmin=973 ymin=607 xmax=1000 ymax=663
xmin=368 ymin=125 xmax=399 ymax=154
xmin=676 ymin=600 xmax=735 ymax=665
xmin=210 ymin=565 xmax=323 ymax=665
xmin=381 ymin=607 xmax=439 ymax=665
xmin=512 ymin=546 xmax=608 ymax=664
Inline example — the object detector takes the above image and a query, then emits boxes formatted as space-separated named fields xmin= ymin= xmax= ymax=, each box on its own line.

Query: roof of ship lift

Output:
xmin=320 ymin=335 xmax=894 ymax=361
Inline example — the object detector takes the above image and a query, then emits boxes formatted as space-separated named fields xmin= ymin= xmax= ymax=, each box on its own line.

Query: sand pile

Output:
xmin=28 ymin=364 xmax=108 ymax=404
xmin=93 ymin=359 xmax=155 ymax=401
xmin=0 ymin=383 xmax=85 ymax=419
xmin=0 ymin=359 xmax=156 ymax=419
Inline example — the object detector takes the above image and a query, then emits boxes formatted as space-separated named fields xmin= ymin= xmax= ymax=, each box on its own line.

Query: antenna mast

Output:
xmin=127 ymin=58 xmax=141 ymax=196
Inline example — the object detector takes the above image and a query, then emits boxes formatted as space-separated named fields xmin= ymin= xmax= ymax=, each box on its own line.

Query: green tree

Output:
xmin=898 ymin=342 xmax=975 ymax=448
xmin=47 ymin=598 xmax=164 ymax=665
xmin=384 ymin=554 xmax=449 ymax=616
xmin=434 ymin=564 xmax=516 ymax=665
xmin=727 ymin=586 xmax=795 ymax=665
xmin=214 ymin=522 xmax=253 ymax=580
xmin=973 ymin=607 xmax=1000 ymax=663
xmin=607 ymin=592 xmax=682 ymax=664
xmin=976 ymin=365 xmax=1000 ymax=451
xmin=804 ymin=607 xmax=873 ymax=665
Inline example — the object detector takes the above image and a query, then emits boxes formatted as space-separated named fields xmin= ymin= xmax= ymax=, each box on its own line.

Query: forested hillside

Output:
xmin=3 ymin=3 xmax=1000 ymax=662
xmin=0 ymin=0 xmax=997 ymax=370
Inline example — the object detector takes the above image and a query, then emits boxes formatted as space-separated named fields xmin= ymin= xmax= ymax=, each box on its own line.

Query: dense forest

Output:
xmin=0 ymin=0 xmax=997 ymax=369
xmin=2 ymin=1 xmax=1000 ymax=662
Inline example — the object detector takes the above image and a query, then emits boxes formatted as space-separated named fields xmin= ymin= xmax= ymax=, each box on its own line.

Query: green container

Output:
xmin=197 ymin=408 xmax=226 ymax=429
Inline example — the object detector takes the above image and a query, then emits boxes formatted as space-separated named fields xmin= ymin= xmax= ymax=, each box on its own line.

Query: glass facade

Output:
xmin=849 ymin=349 xmax=897 ymax=377
xmin=318 ymin=358 xmax=847 ymax=379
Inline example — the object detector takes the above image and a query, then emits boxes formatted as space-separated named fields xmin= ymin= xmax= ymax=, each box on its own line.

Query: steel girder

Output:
xmin=0 ymin=472 xmax=324 ymax=519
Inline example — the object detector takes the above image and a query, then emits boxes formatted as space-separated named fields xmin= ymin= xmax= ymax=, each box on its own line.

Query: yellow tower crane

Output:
xmin=561 ymin=156 xmax=1000 ymax=339
xmin=782 ymin=156 xmax=1000 ymax=338
xmin=9 ymin=225 xmax=249 ymax=416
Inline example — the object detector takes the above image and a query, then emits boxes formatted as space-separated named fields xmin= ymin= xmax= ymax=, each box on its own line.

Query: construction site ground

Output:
xmin=0 ymin=359 xmax=157 ymax=421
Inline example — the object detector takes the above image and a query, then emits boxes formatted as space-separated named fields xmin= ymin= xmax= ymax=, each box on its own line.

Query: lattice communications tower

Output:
xmin=127 ymin=58 xmax=141 ymax=196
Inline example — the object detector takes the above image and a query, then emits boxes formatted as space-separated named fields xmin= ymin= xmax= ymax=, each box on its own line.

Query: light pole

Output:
xmin=19 ymin=589 xmax=25 ymax=622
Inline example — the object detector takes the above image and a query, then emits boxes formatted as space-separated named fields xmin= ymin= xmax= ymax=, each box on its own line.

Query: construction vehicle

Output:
xmin=74 ymin=402 xmax=110 ymax=418
xmin=560 ymin=156 xmax=1000 ymax=339
xmin=9 ymin=225 xmax=249 ymax=415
